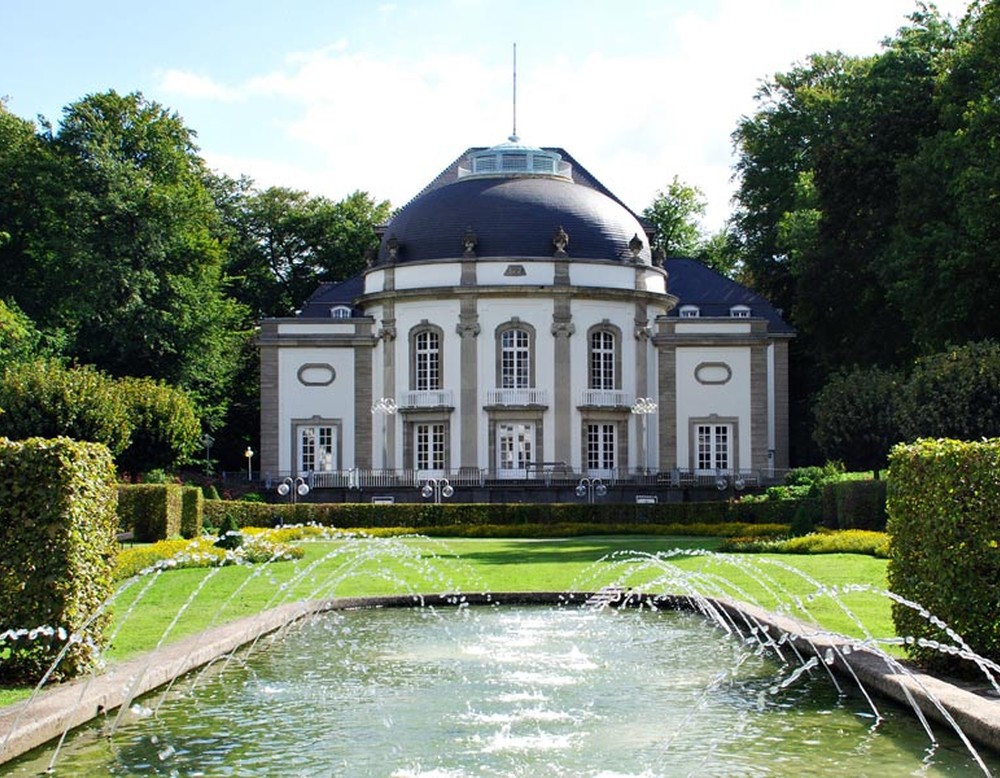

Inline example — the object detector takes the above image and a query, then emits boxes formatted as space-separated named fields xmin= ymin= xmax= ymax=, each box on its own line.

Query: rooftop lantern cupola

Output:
xmin=458 ymin=135 xmax=573 ymax=180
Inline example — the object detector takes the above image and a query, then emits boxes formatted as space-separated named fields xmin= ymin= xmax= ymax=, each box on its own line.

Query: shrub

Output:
xmin=0 ymin=438 xmax=118 ymax=683
xmin=0 ymin=360 xmax=134 ymax=455
xmin=887 ymin=438 xmax=1000 ymax=671
xmin=118 ymin=484 xmax=183 ymax=542
xmin=114 ymin=531 xmax=304 ymax=582
xmin=214 ymin=512 xmax=243 ymax=550
xmin=180 ymin=486 xmax=203 ymax=539
xmin=116 ymin=376 xmax=202 ymax=474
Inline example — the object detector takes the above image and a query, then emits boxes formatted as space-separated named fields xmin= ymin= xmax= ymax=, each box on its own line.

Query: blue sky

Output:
xmin=3 ymin=0 xmax=973 ymax=231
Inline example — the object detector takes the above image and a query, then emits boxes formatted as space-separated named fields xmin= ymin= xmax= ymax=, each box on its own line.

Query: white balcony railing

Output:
xmin=486 ymin=388 xmax=549 ymax=406
xmin=399 ymin=389 xmax=454 ymax=408
xmin=578 ymin=389 xmax=633 ymax=407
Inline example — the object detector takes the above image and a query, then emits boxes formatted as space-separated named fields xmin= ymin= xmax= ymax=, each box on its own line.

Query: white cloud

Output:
xmin=161 ymin=0 xmax=974 ymax=230
xmin=157 ymin=69 xmax=241 ymax=102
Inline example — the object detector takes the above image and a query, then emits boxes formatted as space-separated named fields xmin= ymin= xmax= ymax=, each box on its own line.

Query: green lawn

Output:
xmin=106 ymin=535 xmax=891 ymax=660
xmin=0 ymin=536 xmax=892 ymax=708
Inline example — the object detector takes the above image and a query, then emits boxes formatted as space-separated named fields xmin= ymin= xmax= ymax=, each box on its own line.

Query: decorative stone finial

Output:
xmin=386 ymin=234 xmax=399 ymax=261
xmin=553 ymin=226 xmax=569 ymax=257
xmin=462 ymin=226 xmax=478 ymax=258
xmin=653 ymin=246 xmax=666 ymax=267
xmin=628 ymin=233 xmax=644 ymax=260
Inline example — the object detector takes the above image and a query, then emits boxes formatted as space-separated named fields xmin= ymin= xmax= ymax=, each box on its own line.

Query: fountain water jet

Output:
xmin=0 ymin=535 xmax=998 ymax=775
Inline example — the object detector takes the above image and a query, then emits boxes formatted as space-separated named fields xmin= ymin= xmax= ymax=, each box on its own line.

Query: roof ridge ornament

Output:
xmin=462 ymin=226 xmax=478 ymax=258
xmin=553 ymin=226 xmax=569 ymax=257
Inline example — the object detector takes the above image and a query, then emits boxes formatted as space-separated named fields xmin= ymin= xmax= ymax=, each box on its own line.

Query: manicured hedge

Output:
xmin=822 ymin=480 xmax=887 ymax=531
xmin=887 ymin=438 xmax=1000 ymax=670
xmin=180 ymin=486 xmax=203 ymax=539
xmin=118 ymin=484 xmax=183 ymax=542
xmin=0 ymin=437 xmax=118 ymax=683
xmin=204 ymin=498 xmax=798 ymax=530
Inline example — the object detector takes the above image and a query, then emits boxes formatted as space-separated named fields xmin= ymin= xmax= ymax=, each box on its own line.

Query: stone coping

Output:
xmin=0 ymin=592 xmax=998 ymax=766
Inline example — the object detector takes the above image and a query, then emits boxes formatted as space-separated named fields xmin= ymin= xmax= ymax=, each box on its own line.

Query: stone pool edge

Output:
xmin=0 ymin=591 xmax=997 ymax=765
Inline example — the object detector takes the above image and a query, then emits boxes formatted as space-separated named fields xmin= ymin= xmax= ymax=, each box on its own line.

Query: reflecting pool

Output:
xmin=8 ymin=606 xmax=997 ymax=776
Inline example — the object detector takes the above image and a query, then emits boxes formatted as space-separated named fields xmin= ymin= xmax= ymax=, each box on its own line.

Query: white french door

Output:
xmin=497 ymin=422 xmax=534 ymax=478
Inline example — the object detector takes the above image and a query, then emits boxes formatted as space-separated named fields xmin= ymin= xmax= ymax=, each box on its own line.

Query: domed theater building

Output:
xmin=258 ymin=139 xmax=794 ymax=501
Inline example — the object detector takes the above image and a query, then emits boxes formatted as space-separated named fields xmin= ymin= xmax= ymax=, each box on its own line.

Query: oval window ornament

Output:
xmin=297 ymin=363 xmax=336 ymax=386
xmin=695 ymin=362 xmax=732 ymax=385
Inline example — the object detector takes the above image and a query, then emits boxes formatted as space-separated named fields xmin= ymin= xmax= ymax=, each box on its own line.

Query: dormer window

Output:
xmin=679 ymin=305 xmax=700 ymax=318
xmin=730 ymin=305 xmax=751 ymax=318
xmin=330 ymin=306 xmax=352 ymax=319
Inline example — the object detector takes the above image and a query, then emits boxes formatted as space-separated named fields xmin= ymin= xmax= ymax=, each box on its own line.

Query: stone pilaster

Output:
xmin=551 ymin=296 xmax=575 ymax=465
xmin=258 ymin=321 xmax=281 ymax=477
xmin=456 ymin=298 xmax=480 ymax=470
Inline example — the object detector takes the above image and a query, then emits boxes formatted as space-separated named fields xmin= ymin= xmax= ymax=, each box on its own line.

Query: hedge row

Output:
xmin=0 ymin=437 xmax=118 ymax=683
xmin=204 ymin=498 xmax=799 ymax=530
xmin=821 ymin=480 xmax=887 ymax=531
xmin=118 ymin=484 xmax=202 ymax=541
xmin=887 ymin=438 xmax=1000 ymax=670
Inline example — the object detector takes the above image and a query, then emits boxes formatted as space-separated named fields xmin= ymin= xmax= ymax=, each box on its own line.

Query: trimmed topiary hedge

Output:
xmin=180 ymin=486 xmax=203 ymax=539
xmin=118 ymin=484 xmax=183 ymax=542
xmin=887 ymin=438 xmax=1000 ymax=670
xmin=203 ymin=498 xmax=798 ymax=530
xmin=823 ymin=480 xmax=887 ymax=531
xmin=0 ymin=437 xmax=118 ymax=683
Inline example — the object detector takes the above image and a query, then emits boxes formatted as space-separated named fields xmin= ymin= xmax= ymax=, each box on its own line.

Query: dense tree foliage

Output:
xmin=214 ymin=178 xmax=390 ymax=318
xmin=0 ymin=360 xmax=135 ymax=455
xmin=0 ymin=92 xmax=392 ymax=471
xmin=731 ymin=3 xmax=1000 ymax=461
xmin=115 ymin=377 xmax=202 ymax=474
xmin=811 ymin=366 xmax=905 ymax=476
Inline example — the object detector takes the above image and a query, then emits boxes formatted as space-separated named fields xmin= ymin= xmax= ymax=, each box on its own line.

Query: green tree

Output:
xmin=812 ymin=366 xmax=906 ymax=477
xmin=0 ymin=91 xmax=247 ymax=427
xmin=898 ymin=340 xmax=1000 ymax=442
xmin=885 ymin=1 xmax=1000 ymax=350
xmin=217 ymin=181 xmax=391 ymax=317
xmin=116 ymin=376 xmax=202 ymax=474
xmin=642 ymin=176 xmax=706 ymax=258
xmin=0 ymin=360 xmax=134 ymax=455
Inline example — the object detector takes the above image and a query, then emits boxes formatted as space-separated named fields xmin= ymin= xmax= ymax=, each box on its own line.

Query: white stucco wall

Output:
xmin=276 ymin=346 xmax=356 ymax=474
xmin=674 ymin=346 xmax=752 ymax=470
xmin=475 ymin=261 xmax=555 ymax=286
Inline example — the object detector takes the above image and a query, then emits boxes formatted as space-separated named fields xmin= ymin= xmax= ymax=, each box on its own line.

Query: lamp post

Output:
xmin=244 ymin=446 xmax=254 ymax=480
xmin=201 ymin=433 xmax=215 ymax=475
xmin=576 ymin=477 xmax=607 ymax=504
xmin=420 ymin=477 xmax=454 ymax=504
xmin=630 ymin=397 xmax=658 ymax=476
xmin=371 ymin=397 xmax=398 ymax=471
xmin=276 ymin=477 xmax=310 ymax=526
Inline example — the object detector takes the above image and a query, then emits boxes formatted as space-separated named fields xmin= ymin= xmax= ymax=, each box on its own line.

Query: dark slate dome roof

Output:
xmin=377 ymin=163 xmax=652 ymax=265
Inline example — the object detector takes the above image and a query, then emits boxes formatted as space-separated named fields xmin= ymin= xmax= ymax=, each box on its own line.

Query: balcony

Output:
xmin=399 ymin=389 xmax=454 ymax=409
xmin=485 ymin=388 xmax=549 ymax=407
xmin=578 ymin=389 xmax=633 ymax=408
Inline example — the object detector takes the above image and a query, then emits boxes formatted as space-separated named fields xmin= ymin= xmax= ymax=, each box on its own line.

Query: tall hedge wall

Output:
xmin=118 ymin=484 xmax=183 ymax=542
xmin=0 ymin=437 xmax=118 ymax=683
xmin=887 ymin=438 xmax=1000 ymax=669
xmin=204 ymin=498 xmax=798 ymax=530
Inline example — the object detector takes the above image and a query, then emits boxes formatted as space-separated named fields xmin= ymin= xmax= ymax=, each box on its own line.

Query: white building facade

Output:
xmin=259 ymin=140 xmax=793 ymax=497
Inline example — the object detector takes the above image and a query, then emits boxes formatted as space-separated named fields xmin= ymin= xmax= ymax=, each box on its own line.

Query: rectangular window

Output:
xmin=587 ymin=423 xmax=616 ymax=473
xmin=415 ymin=423 xmax=446 ymax=472
xmin=589 ymin=331 xmax=616 ymax=390
xmin=415 ymin=330 xmax=440 ymax=390
xmin=299 ymin=425 xmax=336 ymax=473
xmin=696 ymin=424 xmax=730 ymax=472
xmin=501 ymin=329 xmax=531 ymax=388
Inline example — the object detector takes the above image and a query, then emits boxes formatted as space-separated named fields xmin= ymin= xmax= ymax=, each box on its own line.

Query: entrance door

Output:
xmin=298 ymin=424 xmax=337 ymax=474
xmin=497 ymin=422 xmax=534 ymax=478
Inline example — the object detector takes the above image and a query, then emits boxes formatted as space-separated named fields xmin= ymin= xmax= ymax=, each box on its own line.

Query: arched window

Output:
xmin=411 ymin=327 xmax=441 ymax=391
xmin=589 ymin=329 xmax=617 ymax=390
xmin=500 ymin=328 xmax=531 ymax=388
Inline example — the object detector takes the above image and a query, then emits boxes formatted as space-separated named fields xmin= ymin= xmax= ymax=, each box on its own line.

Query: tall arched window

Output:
xmin=589 ymin=329 xmax=616 ymax=390
xmin=413 ymin=329 xmax=441 ymax=390
xmin=501 ymin=328 xmax=531 ymax=388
